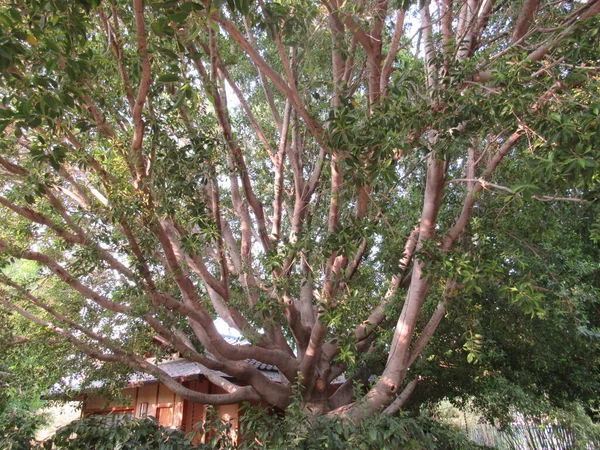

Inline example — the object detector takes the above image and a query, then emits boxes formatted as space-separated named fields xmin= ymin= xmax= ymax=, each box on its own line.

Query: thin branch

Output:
xmin=0 ymin=240 xmax=129 ymax=315
xmin=243 ymin=16 xmax=282 ymax=129
xmin=443 ymin=129 xmax=523 ymax=250
xmin=382 ymin=378 xmax=418 ymax=415
xmin=420 ymin=2 xmax=437 ymax=90
xmin=190 ymin=45 xmax=273 ymax=253
xmin=271 ymin=100 xmax=292 ymax=240
xmin=0 ymin=195 xmax=133 ymax=279
xmin=131 ymin=0 xmax=152 ymax=183
xmin=380 ymin=9 xmax=406 ymax=93
xmin=354 ymin=226 xmax=419 ymax=344
xmin=216 ymin=51 xmax=277 ymax=162
xmin=0 ymin=295 xmax=261 ymax=405
xmin=408 ymin=300 xmax=447 ymax=367
xmin=215 ymin=15 xmax=327 ymax=148
xmin=98 ymin=5 xmax=135 ymax=111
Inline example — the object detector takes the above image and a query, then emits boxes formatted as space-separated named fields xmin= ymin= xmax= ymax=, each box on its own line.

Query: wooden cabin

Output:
xmin=81 ymin=357 xmax=280 ymax=443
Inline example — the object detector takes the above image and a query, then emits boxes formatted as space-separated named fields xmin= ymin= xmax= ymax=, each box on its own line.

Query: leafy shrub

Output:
xmin=41 ymin=415 xmax=195 ymax=450
xmin=4 ymin=407 xmax=487 ymax=450
xmin=0 ymin=407 xmax=47 ymax=450
xmin=236 ymin=407 xmax=484 ymax=450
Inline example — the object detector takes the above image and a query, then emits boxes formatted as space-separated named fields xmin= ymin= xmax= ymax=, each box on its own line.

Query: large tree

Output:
xmin=0 ymin=0 xmax=599 ymax=418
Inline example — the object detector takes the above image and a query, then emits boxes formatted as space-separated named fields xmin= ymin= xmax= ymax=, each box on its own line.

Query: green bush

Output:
xmin=185 ymin=402 xmax=485 ymax=449
xmin=41 ymin=415 xmax=195 ymax=450
xmin=6 ymin=407 xmax=484 ymax=450
xmin=0 ymin=407 xmax=46 ymax=450
xmin=236 ymin=407 xmax=484 ymax=450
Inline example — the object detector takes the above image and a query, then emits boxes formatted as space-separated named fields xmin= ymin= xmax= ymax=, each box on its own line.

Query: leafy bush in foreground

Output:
xmin=35 ymin=410 xmax=481 ymax=450
xmin=41 ymin=415 xmax=195 ymax=450
xmin=0 ymin=406 xmax=47 ymax=450
xmin=17 ymin=404 xmax=600 ymax=450
xmin=234 ymin=407 xmax=483 ymax=450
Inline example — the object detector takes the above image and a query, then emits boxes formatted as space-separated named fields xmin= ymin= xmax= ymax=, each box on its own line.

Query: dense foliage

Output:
xmin=0 ymin=0 xmax=599 ymax=422
xmin=41 ymin=415 xmax=196 ymax=450
xmin=15 ymin=412 xmax=482 ymax=450
xmin=0 ymin=407 xmax=46 ymax=450
xmin=234 ymin=405 xmax=484 ymax=450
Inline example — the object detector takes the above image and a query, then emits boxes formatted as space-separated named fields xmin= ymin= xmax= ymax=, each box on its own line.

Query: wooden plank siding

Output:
xmin=81 ymin=376 xmax=240 ymax=443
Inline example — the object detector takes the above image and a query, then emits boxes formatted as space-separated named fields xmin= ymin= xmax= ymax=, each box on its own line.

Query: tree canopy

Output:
xmin=0 ymin=0 xmax=599 ymax=419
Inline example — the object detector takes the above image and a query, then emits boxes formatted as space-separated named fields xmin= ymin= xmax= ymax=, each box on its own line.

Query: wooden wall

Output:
xmin=82 ymin=377 xmax=242 ymax=444
xmin=82 ymin=383 xmax=183 ymax=429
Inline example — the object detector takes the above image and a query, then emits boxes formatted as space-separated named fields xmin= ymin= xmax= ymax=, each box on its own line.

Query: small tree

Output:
xmin=0 ymin=0 xmax=599 ymax=419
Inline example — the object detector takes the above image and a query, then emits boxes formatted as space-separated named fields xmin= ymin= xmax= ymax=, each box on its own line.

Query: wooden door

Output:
xmin=156 ymin=406 xmax=174 ymax=427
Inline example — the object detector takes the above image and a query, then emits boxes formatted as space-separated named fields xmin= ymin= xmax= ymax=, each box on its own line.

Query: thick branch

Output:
xmin=512 ymin=0 xmax=541 ymax=44
xmin=352 ymin=155 xmax=446 ymax=418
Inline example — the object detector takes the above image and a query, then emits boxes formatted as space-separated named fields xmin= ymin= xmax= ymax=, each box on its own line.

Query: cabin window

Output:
xmin=138 ymin=402 xmax=149 ymax=417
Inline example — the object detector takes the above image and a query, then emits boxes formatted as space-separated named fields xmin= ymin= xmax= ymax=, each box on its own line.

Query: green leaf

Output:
xmin=26 ymin=116 xmax=42 ymax=128
xmin=180 ymin=2 xmax=204 ymax=12
xmin=157 ymin=73 xmax=181 ymax=83
xmin=168 ymin=11 xmax=190 ymax=23
xmin=151 ymin=20 xmax=167 ymax=36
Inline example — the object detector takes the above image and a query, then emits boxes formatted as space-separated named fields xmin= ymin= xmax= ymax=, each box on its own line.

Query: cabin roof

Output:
xmin=130 ymin=357 xmax=281 ymax=385
xmin=48 ymin=356 xmax=283 ymax=398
